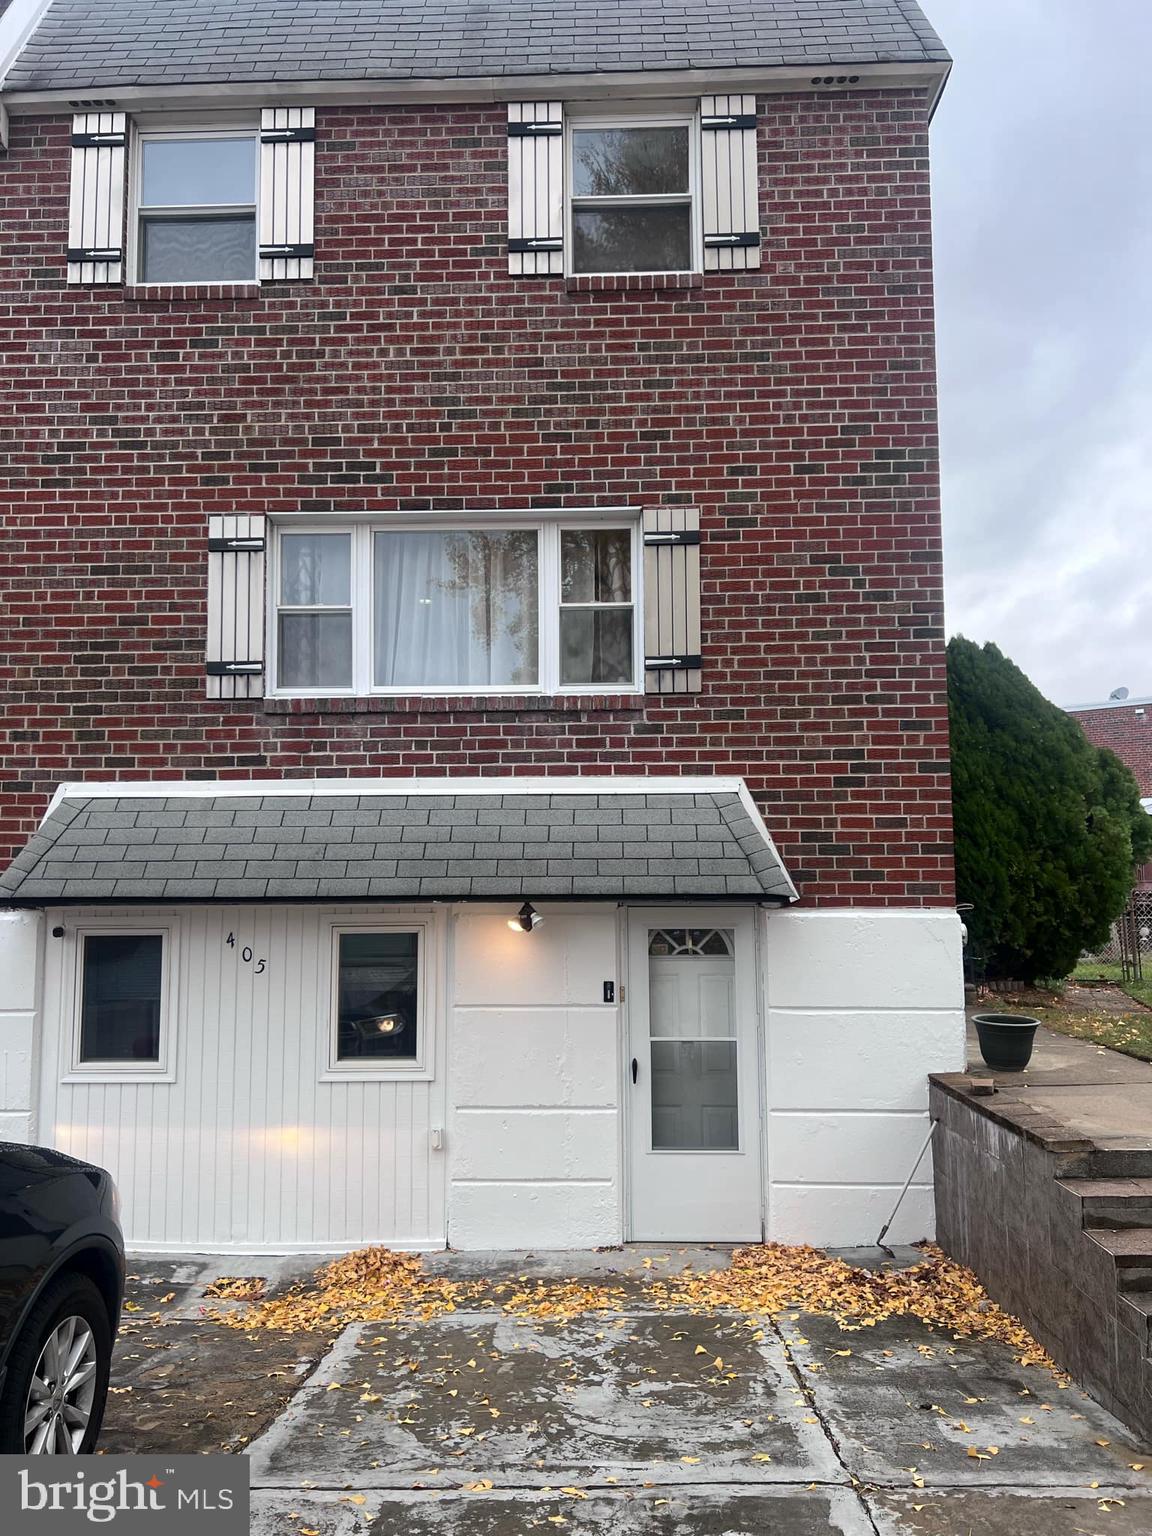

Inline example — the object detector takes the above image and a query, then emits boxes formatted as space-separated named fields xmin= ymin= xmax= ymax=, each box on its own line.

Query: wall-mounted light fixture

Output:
xmin=508 ymin=901 xmax=544 ymax=933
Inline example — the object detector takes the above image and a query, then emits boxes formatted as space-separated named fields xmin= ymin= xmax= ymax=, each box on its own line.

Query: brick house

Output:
xmin=0 ymin=0 xmax=964 ymax=1253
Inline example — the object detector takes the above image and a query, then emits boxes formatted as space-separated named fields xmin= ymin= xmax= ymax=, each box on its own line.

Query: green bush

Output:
xmin=948 ymin=637 xmax=1152 ymax=982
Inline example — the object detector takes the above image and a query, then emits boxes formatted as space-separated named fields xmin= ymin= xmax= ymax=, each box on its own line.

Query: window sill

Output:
xmin=566 ymin=272 xmax=703 ymax=295
xmin=62 ymin=1070 xmax=176 ymax=1085
xmin=320 ymin=1067 xmax=432 ymax=1083
xmin=123 ymin=283 xmax=263 ymax=305
xmin=264 ymin=693 xmax=649 ymax=715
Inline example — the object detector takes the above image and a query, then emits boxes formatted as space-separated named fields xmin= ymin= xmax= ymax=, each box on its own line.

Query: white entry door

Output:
xmin=626 ymin=910 xmax=763 ymax=1241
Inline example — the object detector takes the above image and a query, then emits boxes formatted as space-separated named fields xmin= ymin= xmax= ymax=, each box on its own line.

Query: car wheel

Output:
xmin=0 ymin=1273 xmax=113 ymax=1454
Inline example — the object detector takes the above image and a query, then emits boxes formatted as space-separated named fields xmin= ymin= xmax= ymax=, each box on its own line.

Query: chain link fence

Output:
xmin=1080 ymin=890 xmax=1152 ymax=977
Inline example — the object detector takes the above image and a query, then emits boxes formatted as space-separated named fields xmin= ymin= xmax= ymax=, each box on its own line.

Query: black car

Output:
xmin=0 ymin=1143 xmax=124 ymax=1454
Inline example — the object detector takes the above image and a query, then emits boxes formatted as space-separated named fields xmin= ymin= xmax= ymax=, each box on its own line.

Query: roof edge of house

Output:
xmin=1066 ymin=697 xmax=1152 ymax=714
xmin=42 ymin=774 xmax=754 ymax=811
xmin=0 ymin=57 xmax=950 ymax=115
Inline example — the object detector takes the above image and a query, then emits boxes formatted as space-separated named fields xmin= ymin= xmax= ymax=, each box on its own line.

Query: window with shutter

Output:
xmin=206 ymin=515 xmax=266 ymax=699
xmin=507 ymin=102 xmax=563 ymax=275
xmin=67 ymin=112 xmax=127 ymax=284
xmin=259 ymin=107 xmax=316 ymax=280
xmin=700 ymin=95 xmax=761 ymax=271
xmin=643 ymin=508 xmax=703 ymax=695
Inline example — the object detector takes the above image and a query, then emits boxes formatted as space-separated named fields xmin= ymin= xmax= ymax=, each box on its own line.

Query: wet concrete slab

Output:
xmin=250 ymin=1485 xmax=873 ymax=1536
xmin=870 ymin=1488 xmax=1152 ymax=1535
xmin=247 ymin=1310 xmax=842 ymax=1489
xmin=787 ymin=1314 xmax=1150 ymax=1489
xmin=104 ymin=1318 xmax=325 ymax=1454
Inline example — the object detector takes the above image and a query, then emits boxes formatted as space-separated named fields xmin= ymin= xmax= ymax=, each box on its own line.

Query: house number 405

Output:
xmin=225 ymin=932 xmax=266 ymax=974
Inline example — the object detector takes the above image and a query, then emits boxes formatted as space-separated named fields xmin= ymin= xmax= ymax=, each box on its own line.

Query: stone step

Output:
xmin=1079 ymin=1150 xmax=1152 ymax=1180
xmin=1085 ymin=1228 xmax=1152 ymax=1269
xmin=1118 ymin=1291 xmax=1152 ymax=1341
xmin=1057 ymin=1177 xmax=1152 ymax=1229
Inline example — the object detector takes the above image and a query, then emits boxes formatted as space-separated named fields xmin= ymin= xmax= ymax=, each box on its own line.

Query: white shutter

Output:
xmin=259 ymin=108 xmax=316 ymax=281
xmin=507 ymin=102 xmax=563 ymax=276
xmin=206 ymin=515 xmax=266 ymax=699
xmin=700 ymin=95 xmax=761 ymax=272
xmin=643 ymin=508 xmax=702 ymax=696
xmin=67 ymin=112 xmax=127 ymax=285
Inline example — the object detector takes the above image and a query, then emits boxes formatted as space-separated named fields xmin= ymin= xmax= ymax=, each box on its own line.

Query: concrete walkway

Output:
xmin=235 ymin=1273 xmax=1151 ymax=1534
xmin=965 ymin=1014 xmax=1152 ymax=1151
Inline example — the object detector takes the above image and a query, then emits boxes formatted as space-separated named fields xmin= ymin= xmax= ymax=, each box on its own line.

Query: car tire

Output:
xmin=0 ymin=1272 xmax=113 ymax=1454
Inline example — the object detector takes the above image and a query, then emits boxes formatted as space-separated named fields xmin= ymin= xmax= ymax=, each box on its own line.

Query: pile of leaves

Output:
xmin=658 ymin=1243 xmax=1063 ymax=1372
xmin=213 ymin=1240 xmax=1064 ymax=1376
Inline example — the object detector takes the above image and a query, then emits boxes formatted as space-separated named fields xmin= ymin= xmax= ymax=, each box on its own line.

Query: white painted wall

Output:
xmin=0 ymin=908 xmax=41 ymax=1143
xmin=448 ymin=906 xmax=621 ymax=1248
xmin=761 ymin=908 xmax=966 ymax=1246
xmin=37 ymin=905 xmax=447 ymax=1252
xmin=26 ymin=896 xmax=963 ymax=1254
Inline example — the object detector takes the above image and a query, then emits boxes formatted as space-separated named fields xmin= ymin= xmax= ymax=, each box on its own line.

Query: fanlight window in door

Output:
xmin=648 ymin=928 xmax=737 ymax=1151
xmin=648 ymin=928 xmax=733 ymax=957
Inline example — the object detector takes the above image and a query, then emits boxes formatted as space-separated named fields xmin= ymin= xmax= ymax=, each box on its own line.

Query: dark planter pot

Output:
xmin=973 ymin=1013 xmax=1040 ymax=1072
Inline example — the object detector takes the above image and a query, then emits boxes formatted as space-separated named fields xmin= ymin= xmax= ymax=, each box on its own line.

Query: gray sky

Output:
xmin=927 ymin=0 xmax=1152 ymax=706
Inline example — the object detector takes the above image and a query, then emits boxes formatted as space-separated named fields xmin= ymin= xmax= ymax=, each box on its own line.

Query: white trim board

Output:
xmin=0 ymin=60 xmax=950 ymax=117
xmin=46 ymin=774 xmax=754 ymax=811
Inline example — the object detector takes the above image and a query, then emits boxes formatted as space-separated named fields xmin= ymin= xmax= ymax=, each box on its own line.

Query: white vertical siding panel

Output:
xmin=38 ymin=908 xmax=444 ymax=1251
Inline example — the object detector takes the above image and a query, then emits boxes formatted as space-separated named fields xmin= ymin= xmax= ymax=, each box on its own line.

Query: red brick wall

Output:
xmin=0 ymin=89 xmax=954 ymax=906
xmin=1069 ymin=705 xmax=1152 ymax=799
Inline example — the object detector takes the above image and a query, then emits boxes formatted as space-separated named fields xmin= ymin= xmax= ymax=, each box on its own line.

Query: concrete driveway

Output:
xmin=104 ymin=1247 xmax=1152 ymax=1535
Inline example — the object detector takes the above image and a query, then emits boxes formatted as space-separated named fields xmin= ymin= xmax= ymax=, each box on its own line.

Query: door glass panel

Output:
xmin=651 ymin=1041 xmax=738 ymax=1150
xmin=648 ymin=932 xmax=738 ymax=1148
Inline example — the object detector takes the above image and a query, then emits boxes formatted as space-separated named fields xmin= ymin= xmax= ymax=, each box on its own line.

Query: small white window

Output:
xmin=134 ymin=131 xmax=258 ymax=283
xmin=270 ymin=519 xmax=641 ymax=697
xmin=326 ymin=923 xmax=434 ymax=1078
xmin=567 ymin=117 xmax=698 ymax=275
xmin=69 ymin=927 xmax=176 ymax=1079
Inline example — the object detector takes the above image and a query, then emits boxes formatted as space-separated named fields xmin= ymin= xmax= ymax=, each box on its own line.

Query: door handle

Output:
xmin=631 ymin=1057 xmax=638 ymax=1084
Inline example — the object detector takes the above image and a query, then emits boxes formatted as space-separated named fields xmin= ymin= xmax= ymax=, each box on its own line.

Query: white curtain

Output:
xmin=374 ymin=530 xmax=539 ymax=687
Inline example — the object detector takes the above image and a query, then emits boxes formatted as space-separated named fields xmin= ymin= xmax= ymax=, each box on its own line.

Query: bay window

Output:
xmin=270 ymin=519 xmax=639 ymax=696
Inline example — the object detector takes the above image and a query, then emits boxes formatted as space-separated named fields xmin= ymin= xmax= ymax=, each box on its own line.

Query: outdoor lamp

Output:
xmin=508 ymin=901 xmax=544 ymax=933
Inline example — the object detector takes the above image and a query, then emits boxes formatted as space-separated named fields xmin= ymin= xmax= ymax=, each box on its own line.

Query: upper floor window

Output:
xmin=134 ymin=131 xmax=258 ymax=283
xmin=568 ymin=117 xmax=697 ymax=275
xmin=270 ymin=519 xmax=639 ymax=696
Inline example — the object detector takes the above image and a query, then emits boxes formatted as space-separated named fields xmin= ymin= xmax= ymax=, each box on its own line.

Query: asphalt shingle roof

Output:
xmin=0 ymin=786 xmax=796 ymax=903
xmin=5 ymin=1 xmax=949 ymax=92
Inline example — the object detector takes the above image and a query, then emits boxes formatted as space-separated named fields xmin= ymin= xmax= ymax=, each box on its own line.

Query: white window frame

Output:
xmin=323 ymin=917 xmax=435 ymax=1081
xmin=565 ymin=108 xmax=702 ymax=278
xmin=268 ymin=516 xmax=643 ymax=698
xmin=65 ymin=923 xmax=178 ymax=1083
xmin=128 ymin=123 xmax=260 ymax=287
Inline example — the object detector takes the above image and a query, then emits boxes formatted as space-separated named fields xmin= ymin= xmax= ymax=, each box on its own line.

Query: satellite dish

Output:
xmin=1110 ymin=687 xmax=1130 ymax=700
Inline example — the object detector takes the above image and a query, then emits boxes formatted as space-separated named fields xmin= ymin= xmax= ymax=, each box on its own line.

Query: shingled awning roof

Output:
xmin=4 ymin=0 xmax=950 ymax=93
xmin=0 ymin=779 xmax=797 ymax=904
